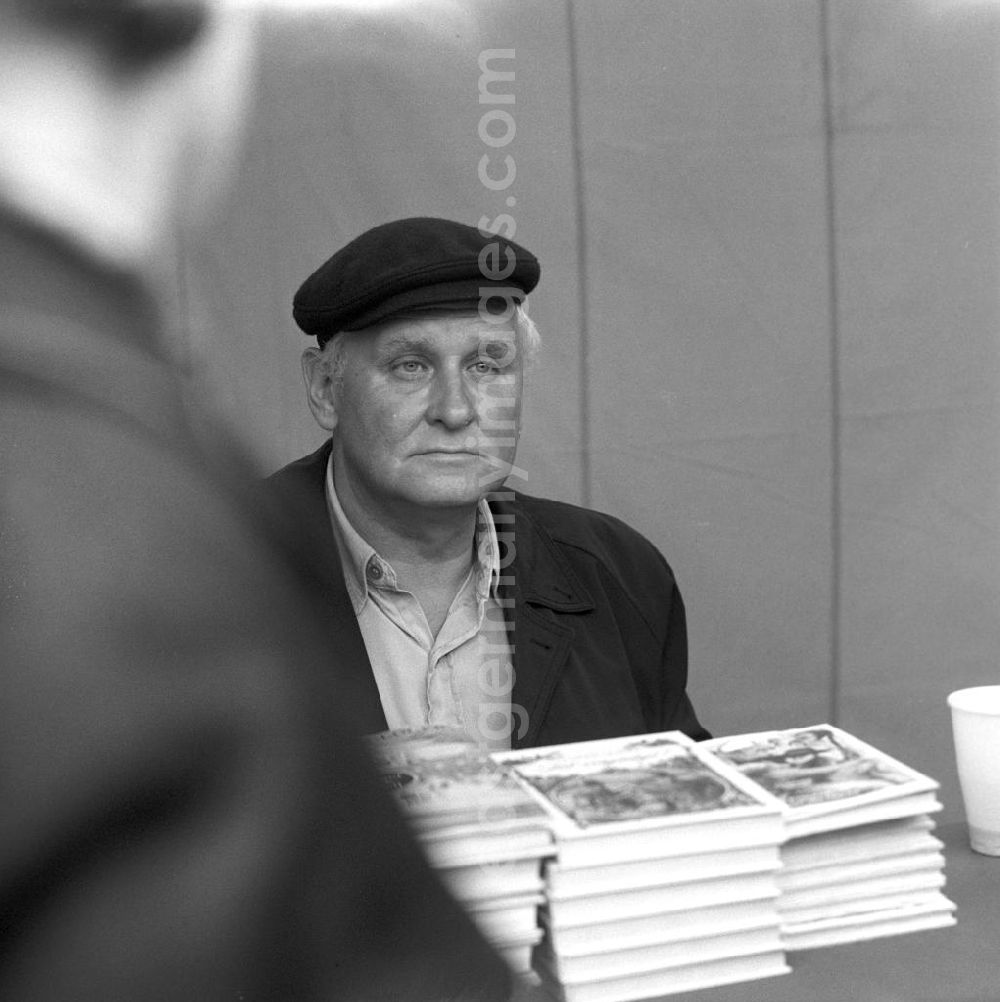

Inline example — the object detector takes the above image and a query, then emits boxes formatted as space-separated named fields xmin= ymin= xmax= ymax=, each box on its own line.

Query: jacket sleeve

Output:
xmin=570 ymin=502 xmax=711 ymax=743
xmin=657 ymin=576 xmax=712 ymax=741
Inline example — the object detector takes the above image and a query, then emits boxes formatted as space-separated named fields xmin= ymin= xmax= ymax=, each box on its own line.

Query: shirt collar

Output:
xmin=324 ymin=451 xmax=501 ymax=614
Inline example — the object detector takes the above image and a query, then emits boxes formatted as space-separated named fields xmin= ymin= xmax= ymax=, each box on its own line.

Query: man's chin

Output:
xmin=403 ymin=462 xmax=511 ymax=506
xmin=408 ymin=487 xmax=490 ymax=509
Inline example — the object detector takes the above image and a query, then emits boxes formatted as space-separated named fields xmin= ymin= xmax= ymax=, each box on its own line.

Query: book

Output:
xmin=367 ymin=725 xmax=553 ymax=972
xmin=421 ymin=825 xmax=554 ymax=868
xmin=783 ymin=894 xmax=957 ymax=951
xmin=780 ymin=876 xmax=947 ymax=925
xmin=545 ymin=841 xmax=781 ymax=899
xmin=780 ymin=815 xmax=939 ymax=871
xmin=778 ymin=847 xmax=945 ymax=893
xmin=702 ymin=725 xmax=941 ymax=839
xmin=545 ymin=869 xmax=784 ymax=930
xmin=540 ymin=896 xmax=783 ymax=956
xmin=498 ymin=929 xmax=544 ymax=976
xmin=495 ymin=731 xmax=785 ymax=868
xmin=465 ymin=891 xmax=545 ymax=942
xmin=535 ymin=949 xmax=790 ymax=1002
xmin=436 ymin=854 xmax=545 ymax=902
xmin=539 ymin=921 xmax=784 ymax=983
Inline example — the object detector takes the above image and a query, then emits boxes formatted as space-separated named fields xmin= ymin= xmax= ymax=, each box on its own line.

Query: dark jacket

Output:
xmin=0 ymin=209 xmax=511 ymax=1002
xmin=268 ymin=442 xmax=710 ymax=749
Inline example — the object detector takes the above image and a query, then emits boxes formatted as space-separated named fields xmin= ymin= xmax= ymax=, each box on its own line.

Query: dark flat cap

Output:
xmin=292 ymin=217 xmax=540 ymax=345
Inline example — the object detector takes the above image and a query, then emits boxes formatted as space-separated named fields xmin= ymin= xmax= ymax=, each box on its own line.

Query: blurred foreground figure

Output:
xmin=0 ymin=2 xmax=511 ymax=999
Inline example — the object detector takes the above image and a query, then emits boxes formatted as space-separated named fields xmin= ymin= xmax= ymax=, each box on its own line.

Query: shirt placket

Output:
xmin=426 ymin=569 xmax=489 ymax=728
xmin=365 ymin=557 xmax=432 ymax=648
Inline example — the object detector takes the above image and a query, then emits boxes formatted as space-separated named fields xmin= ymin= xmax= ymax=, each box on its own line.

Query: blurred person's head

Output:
xmin=0 ymin=0 xmax=258 ymax=268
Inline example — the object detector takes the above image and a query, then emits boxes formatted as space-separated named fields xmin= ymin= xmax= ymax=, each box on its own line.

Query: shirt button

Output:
xmin=367 ymin=560 xmax=383 ymax=581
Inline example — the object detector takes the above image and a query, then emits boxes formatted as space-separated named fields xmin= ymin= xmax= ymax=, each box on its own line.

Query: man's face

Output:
xmin=328 ymin=312 xmax=523 ymax=518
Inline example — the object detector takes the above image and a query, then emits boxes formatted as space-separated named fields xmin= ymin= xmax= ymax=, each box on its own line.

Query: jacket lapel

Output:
xmin=268 ymin=442 xmax=388 ymax=735
xmin=490 ymin=494 xmax=594 ymax=748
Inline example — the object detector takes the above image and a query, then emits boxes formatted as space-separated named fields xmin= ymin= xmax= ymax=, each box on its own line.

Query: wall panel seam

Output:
xmin=564 ymin=0 xmax=591 ymax=508
xmin=819 ymin=0 xmax=842 ymax=726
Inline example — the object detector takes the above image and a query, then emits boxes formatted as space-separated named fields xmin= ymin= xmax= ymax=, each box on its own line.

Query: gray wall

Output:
xmin=177 ymin=0 xmax=1000 ymax=823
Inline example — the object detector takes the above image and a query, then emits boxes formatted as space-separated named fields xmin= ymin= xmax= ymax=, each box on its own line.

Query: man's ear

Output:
xmin=301 ymin=347 xmax=339 ymax=432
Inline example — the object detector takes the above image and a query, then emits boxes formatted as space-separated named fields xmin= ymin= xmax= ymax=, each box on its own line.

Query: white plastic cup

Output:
xmin=948 ymin=685 xmax=1000 ymax=856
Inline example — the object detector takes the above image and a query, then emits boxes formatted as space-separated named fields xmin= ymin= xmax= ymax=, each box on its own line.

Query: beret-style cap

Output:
xmin=292 ymin=216 xmax=540 ymax=346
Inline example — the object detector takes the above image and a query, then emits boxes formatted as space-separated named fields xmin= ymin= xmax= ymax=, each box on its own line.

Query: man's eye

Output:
xmin=393 ymin=359 xmax=426 ymax=375
xmin=471 ymin=358 xmax=500 ymax=375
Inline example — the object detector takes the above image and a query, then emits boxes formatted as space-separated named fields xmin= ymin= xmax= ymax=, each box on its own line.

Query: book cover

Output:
xmin=495 ymin=731 xmax=784 ymax=865
xmin=703 ymin=725 xmax=941 ymax=838
xmin=367 ymin=726 xmax=552 ymax=835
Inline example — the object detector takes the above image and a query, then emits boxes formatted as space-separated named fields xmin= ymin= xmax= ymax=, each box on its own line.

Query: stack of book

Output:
xmin=704 ymin=725 xmax=956 ymax=951
xmin=366 ymin=727 xmax=554 ymax=978
xmin=368 ymin=722 xmax=955 ymax=996
xmin=496 ymin=732 xmax=790 ymax=1002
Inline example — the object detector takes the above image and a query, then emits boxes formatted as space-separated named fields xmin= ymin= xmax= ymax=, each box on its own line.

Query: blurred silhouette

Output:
xmin=0 ymin=2 xmax=512 ymax=999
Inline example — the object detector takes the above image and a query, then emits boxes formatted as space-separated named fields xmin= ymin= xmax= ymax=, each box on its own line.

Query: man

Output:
xmin=0 ymin=6 xmax=511 ymax=1000
xmin=271 ymin=216 xmax=710 ymax=750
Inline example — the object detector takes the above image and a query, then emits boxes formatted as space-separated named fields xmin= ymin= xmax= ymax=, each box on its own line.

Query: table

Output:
xmin=517 ymin=821 xmax=999 ymax=1002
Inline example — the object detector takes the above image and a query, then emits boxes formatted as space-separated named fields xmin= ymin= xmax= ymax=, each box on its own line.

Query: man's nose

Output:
xmin=426 ymin=367 xmax=475 ymax=428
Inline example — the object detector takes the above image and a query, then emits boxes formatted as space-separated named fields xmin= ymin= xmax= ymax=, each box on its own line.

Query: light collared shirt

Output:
xmin=325 ymin=456 xmax=515 ymax=750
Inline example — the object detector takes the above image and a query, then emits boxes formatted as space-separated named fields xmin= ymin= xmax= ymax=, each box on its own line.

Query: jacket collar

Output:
xmin=273 ymin=440 xmax=595 ymax=614
xmin=269 ymin=439 xmax=336 ymax=542
xmin=486 ymin=491 xmax=594 ymax=613
xmin=485 ymin=491 xmax=595 ymax=748
xmin=267 ymin=440 xmax=389 ymax=735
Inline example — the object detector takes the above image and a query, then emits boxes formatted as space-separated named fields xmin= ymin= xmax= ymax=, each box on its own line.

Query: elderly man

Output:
xmin=271 ymin=216 xmax=709 ymax=750
xmin=0 ymin=8 xmax=511 ymax=1000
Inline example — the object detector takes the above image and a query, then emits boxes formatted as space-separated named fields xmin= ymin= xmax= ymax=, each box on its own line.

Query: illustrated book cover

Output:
xmin=367 ymin=726 xmax=553 ymax=836
xmin=494 ymin=730 xmax=785 ymax=867
xmin=702 ymin=724 xmax=941 ymax=838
